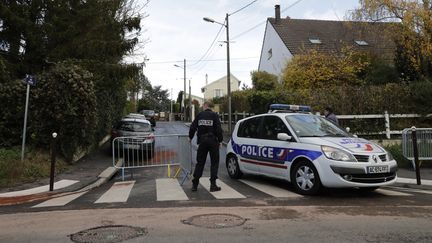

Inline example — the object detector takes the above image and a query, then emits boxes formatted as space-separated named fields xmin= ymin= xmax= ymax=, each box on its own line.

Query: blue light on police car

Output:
xmin=269 ymin=104 xmax=311 ymax=112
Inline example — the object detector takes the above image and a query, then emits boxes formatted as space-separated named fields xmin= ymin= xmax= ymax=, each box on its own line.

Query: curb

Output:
xmin=0 ymin=160 xmax=121 ymax=206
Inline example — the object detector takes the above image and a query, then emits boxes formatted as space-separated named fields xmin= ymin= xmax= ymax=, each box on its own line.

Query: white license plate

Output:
xmin=124 ymin=144 xmax=140 ymax=149
xmin=367 ymin=166 xmax=389 ymax=174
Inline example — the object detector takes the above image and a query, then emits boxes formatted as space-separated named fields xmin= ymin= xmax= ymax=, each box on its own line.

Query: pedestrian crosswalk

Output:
xmin=30 ymin=177 xmax=432 ymax=209
xmin=95 ymin=181 xmax=135 ymax=204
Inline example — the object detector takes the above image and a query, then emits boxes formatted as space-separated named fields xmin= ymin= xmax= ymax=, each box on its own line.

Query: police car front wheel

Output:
xmin=226 ymin=155 xmax=243 ymax=179
xmin=291 ymin=160 xmax=321 ymax=195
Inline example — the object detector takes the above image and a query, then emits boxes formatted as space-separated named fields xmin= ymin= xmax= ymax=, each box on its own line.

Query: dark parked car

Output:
xmin=141 ymin=110 xmax=156 ymax=126
xmin=110 ymin=118 xmax=155 ymax=158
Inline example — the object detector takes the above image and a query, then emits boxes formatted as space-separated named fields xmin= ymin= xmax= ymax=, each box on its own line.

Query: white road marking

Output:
xmin=32 ymin=191 xmax=87 ymax=208
xmin=397 ymin=177 xmax=432 ymax=186
xmin=240 ymin=179 xmax=301 ymax=198
xmin=156 ymin=178 xmax=188 ymax=201
xmin=200 ymin=177 xmax=246 ymax=199
xmin=0 ymin=180 xmax=79 ymax=197
xmin=376 ymin=189 xmax=412 ymax=196
xmin=95 ymin=181 xmax=135 ymax=203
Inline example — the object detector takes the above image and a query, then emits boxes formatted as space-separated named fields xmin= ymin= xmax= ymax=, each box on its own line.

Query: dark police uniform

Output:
xmin=189 ymin=107 xmax=223 ymax=191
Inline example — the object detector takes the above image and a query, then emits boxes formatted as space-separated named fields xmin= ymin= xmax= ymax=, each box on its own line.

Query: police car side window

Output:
xmin=237 ymin=117 xmax=261 ymax=138
xmin=262 ymin=116 xmax=290 ymax=140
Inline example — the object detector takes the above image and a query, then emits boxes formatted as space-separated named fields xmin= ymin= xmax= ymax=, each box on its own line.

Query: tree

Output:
xmin=32 ymin=63 xmax=97 ymax=162
xmin=282 ymin=48 xmax=368 ymax=90
xmin=0 ymin=0 xmax=147 ymax=147
xmin=176 ymin=91 xmax=183 ymax=107
xmin=352 ymin=0 xmax=432 ymax=81
xmin=138 ymin=84 xmax=170 ymax=112
xmin=250 ymin=70 xmax=279 ymax=91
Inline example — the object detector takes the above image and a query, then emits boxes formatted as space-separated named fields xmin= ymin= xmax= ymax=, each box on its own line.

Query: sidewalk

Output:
xmin=0 ymin=142 xmax=119 ymax=205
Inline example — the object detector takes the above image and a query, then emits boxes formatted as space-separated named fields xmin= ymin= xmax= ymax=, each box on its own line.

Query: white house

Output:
xmin=258 ymin=5 xmax=395 ymax=80
xmin=185 ymin=93 xmax=204 ymax=106
xmin=201 ymin=74 xmax=241 ymax=101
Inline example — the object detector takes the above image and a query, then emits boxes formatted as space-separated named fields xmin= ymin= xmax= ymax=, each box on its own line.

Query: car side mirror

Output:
xmin=277 ymin=133 xmax=292 ymax=141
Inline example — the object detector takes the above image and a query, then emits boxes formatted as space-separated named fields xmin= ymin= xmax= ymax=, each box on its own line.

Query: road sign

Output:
xmin=24 ymin=74 xmax=37 ymax=86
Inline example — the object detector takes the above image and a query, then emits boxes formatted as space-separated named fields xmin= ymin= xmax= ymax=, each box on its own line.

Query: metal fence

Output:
xmin=220 ymin=111 xmax=431 ymax=139
xmin=112 ymin=134 xmax=193 ymax=181
xmin=402 ymin=128 xmax=432 ymax=162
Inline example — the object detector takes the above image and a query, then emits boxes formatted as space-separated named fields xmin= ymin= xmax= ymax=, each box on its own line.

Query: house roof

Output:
xmin=268 ymin=18 xmax=396 ymax=59
xmin=202 ymin=74 xmax=241 ymax=89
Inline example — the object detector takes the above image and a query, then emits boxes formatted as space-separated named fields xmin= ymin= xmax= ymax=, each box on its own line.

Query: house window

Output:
xmin=214 ymin=89 xmax=223 ymax=98
xmin=355 ymin=40 xmax=369 ymax=46
xmin=267 ymin=48 xmax=273 ymax=60
xmin=309 ymin=38 xmax=322 ymax=44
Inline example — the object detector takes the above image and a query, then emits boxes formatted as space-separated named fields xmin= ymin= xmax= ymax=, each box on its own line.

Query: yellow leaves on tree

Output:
xmin=353 ymin=0 xmax=432 ymax=79
xmin=282 ymin=48 xmax=369 ymax=91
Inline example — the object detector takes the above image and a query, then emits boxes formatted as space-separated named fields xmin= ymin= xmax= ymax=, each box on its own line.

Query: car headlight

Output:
xmin=321 ymin=146 xmax=357 ymax=162
xmin=387 ymin=151 xmax=394 ymax=161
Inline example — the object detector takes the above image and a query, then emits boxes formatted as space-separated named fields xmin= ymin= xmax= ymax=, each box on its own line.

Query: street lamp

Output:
xmin=204 ymin=14 xmax=232 ymax=135
xmin=174 ymin=59 xmax=187 ymax=121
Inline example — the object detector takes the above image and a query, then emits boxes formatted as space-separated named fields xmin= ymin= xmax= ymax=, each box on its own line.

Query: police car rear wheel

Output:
xmin=291 ymin=161 xmax=321 ymax=195
xmin=226 ymin=156 xmax=242 ymax=179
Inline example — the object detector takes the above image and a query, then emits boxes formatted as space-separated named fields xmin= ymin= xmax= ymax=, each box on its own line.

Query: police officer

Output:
xmin=188 ymin=101 xmax=223 ymax=192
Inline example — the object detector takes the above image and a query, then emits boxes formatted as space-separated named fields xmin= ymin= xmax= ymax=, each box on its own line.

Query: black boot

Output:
xmin=210 ymin=181 xmax=221 ymax=192
xmin=191 ymin=178 xmax=199 ymax=192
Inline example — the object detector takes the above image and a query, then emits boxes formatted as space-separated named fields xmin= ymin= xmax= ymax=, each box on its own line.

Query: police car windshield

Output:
xmin=285 ymin=114 xmax=348 ymax=138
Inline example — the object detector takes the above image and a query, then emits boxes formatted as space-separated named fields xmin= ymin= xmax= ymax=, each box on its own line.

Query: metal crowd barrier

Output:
xmin=112 ymin=134 xmax=193 ymax=181
xmin=402 ymin=128 xmax=432 ymax=162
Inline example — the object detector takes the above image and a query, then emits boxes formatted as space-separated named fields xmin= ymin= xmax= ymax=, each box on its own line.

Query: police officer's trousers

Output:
xmin=193 ymin=137 xmax=219 ymax=183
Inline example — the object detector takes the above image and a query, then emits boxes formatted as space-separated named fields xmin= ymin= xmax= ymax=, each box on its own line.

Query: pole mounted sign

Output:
xmin=21 ymin=74 xmax=37 ymax=161
xmin=24 ymin=74 xmax=37 ymax=86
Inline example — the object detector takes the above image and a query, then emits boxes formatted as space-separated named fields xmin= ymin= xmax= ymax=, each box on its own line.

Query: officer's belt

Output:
xmin=199 ymin=132 xmax=215 ymax=138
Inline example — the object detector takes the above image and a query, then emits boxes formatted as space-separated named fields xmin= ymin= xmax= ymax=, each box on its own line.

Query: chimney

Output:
xmin=275 ymin=5 xmax=280 ymax=23
xmin=205 ymin=73 xmax=208 ymax=85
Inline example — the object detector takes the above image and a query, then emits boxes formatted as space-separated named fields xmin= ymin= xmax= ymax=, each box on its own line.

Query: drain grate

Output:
xmin=182 ymin=213 xmax=246 ymax=229
xmin=69 ymin=225 xmax=147 ymax=243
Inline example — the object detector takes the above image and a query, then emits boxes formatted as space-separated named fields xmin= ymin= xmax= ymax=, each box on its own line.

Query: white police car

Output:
xmin=226 ymin=104 xmax=398 ymax=195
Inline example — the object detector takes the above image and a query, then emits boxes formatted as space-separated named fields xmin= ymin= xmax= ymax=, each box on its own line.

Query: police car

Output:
xmin=226 ymin=104 xmax=398 ymax=195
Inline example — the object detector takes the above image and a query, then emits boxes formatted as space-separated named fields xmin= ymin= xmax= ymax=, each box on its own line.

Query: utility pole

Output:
xmin=183 ymin=59 xmax=186 ymax=121
xmin=225 ymin=13 xmax=232 ymax=135
xmin=189 ymin=79 xmax=192 ymax=122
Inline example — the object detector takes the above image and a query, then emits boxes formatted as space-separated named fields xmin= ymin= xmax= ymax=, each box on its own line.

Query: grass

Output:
xmin=0 ymin=147 xmax=69 ymax=188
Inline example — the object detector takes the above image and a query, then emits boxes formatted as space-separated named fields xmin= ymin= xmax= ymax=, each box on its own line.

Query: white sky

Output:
xmin=126 ymin=0 xmax=360 ymax=99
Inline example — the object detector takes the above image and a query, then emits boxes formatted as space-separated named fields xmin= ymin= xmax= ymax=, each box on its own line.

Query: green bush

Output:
xmin=31 ymin=62 xmax=97 ymax=162
xmin=384 ymin=144 xmax=412 ymax=168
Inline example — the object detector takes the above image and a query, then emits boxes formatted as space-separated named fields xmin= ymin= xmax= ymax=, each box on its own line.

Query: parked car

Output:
xmin=141 ymin=110 xmax=156 ymax=126
xmin=125 ymin=113 xmax=146 ymax=120
xmin=110 ymin=118 xmax=155 ymax=158
xmin=226 ymin=104 xmax=397 ymax=195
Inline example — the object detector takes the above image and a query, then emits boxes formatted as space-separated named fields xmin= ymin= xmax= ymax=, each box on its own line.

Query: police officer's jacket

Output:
xmin=189 ymin=109 xmax=223 ymax=144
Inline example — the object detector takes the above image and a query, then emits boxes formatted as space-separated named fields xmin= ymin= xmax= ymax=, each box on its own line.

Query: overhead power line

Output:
xmin=188 ymin=21 xmax=225 ymax=67
xmin=145 ymin=56 xmax=259 ymax=65
xmin=229 ymin=0 xmax=259 ymax=16
xmin=231 ymin=0 xmax=304 ymax=40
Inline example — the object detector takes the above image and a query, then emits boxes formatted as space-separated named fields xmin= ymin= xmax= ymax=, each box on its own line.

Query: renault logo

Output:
xmin=372 ymin=155 xmax=378 ymax=163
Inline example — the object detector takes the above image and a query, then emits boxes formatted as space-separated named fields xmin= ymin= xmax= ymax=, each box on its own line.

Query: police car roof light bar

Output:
xmin=269 ymin=104 xmax=311 ymax=113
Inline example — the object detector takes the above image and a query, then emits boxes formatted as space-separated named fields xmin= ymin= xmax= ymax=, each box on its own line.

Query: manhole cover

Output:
xmin=182 ymin=213 xmax=246 ymax=229
xmin=69 ymin=225 xmax=147 ymax=243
